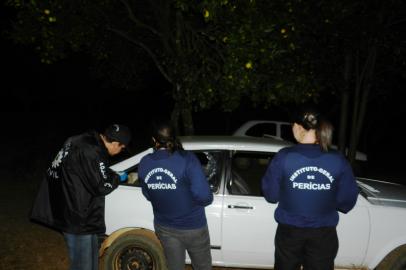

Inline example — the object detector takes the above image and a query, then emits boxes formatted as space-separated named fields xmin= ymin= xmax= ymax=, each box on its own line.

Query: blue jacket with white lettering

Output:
xmin=139 ymin=149 xmax=213 ymax=229
xmin=261 ymin=144 xmax=359 ymax=228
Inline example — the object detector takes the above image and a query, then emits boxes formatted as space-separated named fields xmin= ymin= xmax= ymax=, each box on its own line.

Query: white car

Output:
xmin=233 ymin=120 xmax=368 ymax=162
xmin=100 ymin=136 xmax=406 ymax=270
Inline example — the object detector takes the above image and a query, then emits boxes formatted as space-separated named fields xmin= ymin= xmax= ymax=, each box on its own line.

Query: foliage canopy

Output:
xmin=7 ymin=0 xmax=324 ymax=114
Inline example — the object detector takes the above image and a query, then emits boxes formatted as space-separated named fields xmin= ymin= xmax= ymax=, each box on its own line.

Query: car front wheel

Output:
xmin=375 ymin=245 xmax=406 ymax=270
xmin=100 ymin=230 xmax=167 ymax=270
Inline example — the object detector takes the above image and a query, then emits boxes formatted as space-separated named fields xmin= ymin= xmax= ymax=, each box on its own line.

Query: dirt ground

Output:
xmin=0 ymin=171 xmax=69 ymax=270
xmin=0 ymin=173 xmax=246 ymax=270
xmin=0 ymin=149 xmax=245 ymax=270
xmin=0 ymin=175 xmax=364 ymax=270
xmin=0 ymin=139 xmax=387 ymax=270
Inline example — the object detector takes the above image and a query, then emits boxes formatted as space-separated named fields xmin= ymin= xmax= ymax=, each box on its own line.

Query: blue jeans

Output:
xmin=154 ymin=223 xmax=212 ymax=270
xmin=63 ymin=233 xmax=99 ymax=270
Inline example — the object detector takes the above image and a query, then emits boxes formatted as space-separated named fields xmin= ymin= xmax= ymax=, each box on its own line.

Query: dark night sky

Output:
xmin=1 ymin=3 xmax=405 ymax=183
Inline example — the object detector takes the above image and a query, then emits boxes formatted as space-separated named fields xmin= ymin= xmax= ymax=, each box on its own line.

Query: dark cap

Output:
xmin=103 ymin=124 xmax=132 ymax=146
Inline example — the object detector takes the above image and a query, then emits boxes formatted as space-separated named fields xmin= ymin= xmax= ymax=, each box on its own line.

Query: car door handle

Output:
xmin=228 ymin=205 xmax=254 ymax=209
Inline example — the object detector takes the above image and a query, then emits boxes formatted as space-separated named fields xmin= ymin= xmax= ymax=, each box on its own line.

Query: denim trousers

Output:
xmin=154 ymin=223 xmax=212 ymax=270
xmin=274 ymin=224 xmax=338 ymax=270
xmin=63 ymin=232 xmax=99 ymax=270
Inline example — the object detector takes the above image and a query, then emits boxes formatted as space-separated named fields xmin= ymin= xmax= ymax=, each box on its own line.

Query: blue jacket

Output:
xmin=261 ymin=144 xmax=359 ymax=228
xmin=139 ymin=149 xmax=213 ymax=229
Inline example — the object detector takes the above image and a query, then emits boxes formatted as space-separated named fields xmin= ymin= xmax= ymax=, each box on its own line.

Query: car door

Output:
xmin=190 ymin=150 xmax=225 ymax=264
xmin=221 ymin=151 xmax=277 ymax=268
xmin=220 ymin=150 xmax=369 ymax=268
xmin=335 ymin=194 xmax=370 ymax=266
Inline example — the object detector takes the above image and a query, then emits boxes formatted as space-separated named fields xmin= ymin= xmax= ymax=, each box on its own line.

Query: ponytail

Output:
xmin=316 ymin=120 xmax=333 ymax=151
xmin=152 ymin=121 xmax=183 ymax=153
xmin=294 ymin=107 xmax=333 ymax=152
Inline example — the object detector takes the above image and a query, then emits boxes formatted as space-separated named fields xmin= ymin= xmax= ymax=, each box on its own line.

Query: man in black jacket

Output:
xmin=30 ymin=124 xmax=131 ymax=270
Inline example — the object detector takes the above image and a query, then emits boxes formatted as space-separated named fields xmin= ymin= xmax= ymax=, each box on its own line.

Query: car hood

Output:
xmin=357 ymin=178 xmax=406 ymax=208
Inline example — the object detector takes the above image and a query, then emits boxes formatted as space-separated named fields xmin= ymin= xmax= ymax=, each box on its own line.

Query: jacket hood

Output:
xmin=357 ymin=178 xmax=406 ymax=208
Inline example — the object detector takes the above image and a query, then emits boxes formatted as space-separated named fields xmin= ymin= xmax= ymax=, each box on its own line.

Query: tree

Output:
xmin=298 ymin=0 xmax=406 ymax=163
xmin=6 ymin=0 xmax=324 ymax=134
xmin=9 ymin=0 xmax=403 ymax=157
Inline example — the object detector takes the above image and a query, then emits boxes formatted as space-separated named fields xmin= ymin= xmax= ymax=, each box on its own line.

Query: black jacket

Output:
xmin=30 ymin=131 xmax=120 ymax=234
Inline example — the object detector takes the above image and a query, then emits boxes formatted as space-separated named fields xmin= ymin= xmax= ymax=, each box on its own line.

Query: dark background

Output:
xmin=1 ymin=3 xmax=405 ymax=184
xmin=0 ymin=4 xmax=404 ymax=270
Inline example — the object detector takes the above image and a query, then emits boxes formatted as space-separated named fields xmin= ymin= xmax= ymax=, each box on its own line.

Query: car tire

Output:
xmin=100 ymin=230 xmax=167 ymax=270
xmin=375 ymin=245 xmax=406 ymax=270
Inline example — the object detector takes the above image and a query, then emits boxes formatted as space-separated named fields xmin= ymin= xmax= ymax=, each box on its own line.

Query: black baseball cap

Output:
xmin=103 ymin=124 xmax=132 ymax=146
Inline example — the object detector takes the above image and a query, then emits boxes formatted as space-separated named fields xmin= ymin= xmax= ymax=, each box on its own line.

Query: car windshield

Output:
xmin=358 ymin=178 xmax=406 ymax=207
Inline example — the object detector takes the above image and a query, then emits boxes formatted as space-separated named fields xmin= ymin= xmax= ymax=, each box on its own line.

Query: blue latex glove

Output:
xmin=117 ymin=171 xmax=128 ymax=182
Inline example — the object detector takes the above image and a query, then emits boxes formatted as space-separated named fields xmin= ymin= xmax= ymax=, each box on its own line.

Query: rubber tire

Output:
xmin=375 ymin=245 xmax=406 ymax=270
xmin=100 ymin=230 xmax=167 ymax=270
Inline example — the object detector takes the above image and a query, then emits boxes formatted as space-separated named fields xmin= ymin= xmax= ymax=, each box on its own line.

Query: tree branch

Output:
xmin=108 ymin=27 xmax=172 ymax=84
xmin=386 ymin=17 xmax=406 ymax=28
xmin=119 ymin=0 xmax=163 ymax=38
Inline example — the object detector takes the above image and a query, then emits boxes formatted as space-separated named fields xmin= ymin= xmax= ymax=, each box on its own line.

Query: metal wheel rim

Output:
xmin=115 ymin=246 xmax=155 ymax=270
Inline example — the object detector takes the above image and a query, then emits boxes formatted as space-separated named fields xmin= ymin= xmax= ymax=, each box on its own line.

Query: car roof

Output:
xmin=238 ymin=120 xmax=292 ymax=125
xmin=179 ymin=135 xmax=293 ymax=152
xmin=111 ymin=135 xmax=293 ymax=171
xmin=232 ymin=120 xmax=291 ymax=135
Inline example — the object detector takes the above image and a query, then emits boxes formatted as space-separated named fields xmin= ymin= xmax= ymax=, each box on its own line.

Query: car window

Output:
xmin=228 ymin=151 xmax=275 ymax=196
xmin=120 ymin=150 xmax=223 ymax=194
xmin=193 ymin=150 xmax=223 ymax=193
xmin=246 ymin=123 xmax=276 ymax=137
xmin=280 ymin=123 xmax=295 ymax=143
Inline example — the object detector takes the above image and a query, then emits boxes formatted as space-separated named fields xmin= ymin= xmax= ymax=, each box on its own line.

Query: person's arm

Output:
xmin=140 ymin=181 xmax=151 ymax=201
xmin=336 ymin=159 xmax=359 ymax=213
xmin=138 ymin=158 xmax=151 ymax=201
xmin=186 ymin=152 xmax=213 ymax=206
xmin=261 ymin=152 xmax=284 ymax=203
xmin=79 ymin=148 xmax=119 ymax=196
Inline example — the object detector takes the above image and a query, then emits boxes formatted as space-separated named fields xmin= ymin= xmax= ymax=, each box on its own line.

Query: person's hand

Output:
xmin=117 ymin=171 xmax=128 ymax=182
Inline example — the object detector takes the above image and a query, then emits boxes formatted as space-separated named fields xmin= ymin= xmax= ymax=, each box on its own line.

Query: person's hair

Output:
xmin=294 ymin=107 xmax=333 ymax=151
xmin=151 ymin=120 xmax=183 ymax=153
xmin=103 ymin=134 xmax=114 ymax=143
xmin=317 ymin=120 xmax=333 ymax=151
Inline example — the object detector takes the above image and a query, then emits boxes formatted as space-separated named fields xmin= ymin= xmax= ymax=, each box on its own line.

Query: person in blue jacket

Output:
xmin=261 ymin=107 xmax=359 ymax=270
xmin=138 ymin=120 xmax=213 ymax=270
